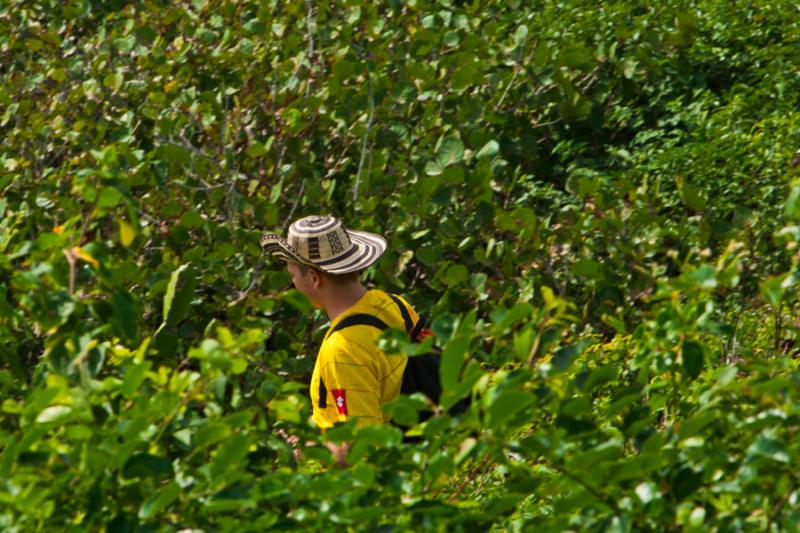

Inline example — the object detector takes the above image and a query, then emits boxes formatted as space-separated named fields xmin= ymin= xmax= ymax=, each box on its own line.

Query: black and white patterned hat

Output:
xmin=260 ymin=215 xmax=387 ymax=274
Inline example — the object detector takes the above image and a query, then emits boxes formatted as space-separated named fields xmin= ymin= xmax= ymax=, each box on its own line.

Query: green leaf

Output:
xmin=678 ymin=179 xmax=706 ymax=211
xmin=210 ymin=433 xmax=253 ymax=480
xmin=97 ymin=187 xmax=122 ymax=208
xmin=573 ymin=258 xmax=604 ymax=281
xmin=513 ymin=25 xmax=528 ymax=48
xmin=676 ymin=264 xmax=717 ymax=290
xmin=760 ymin=273 xmax=791 ymax=306
xmin=440 ymin=335 xmax=470 ymax=390
xmin=785 ymin=183 xmax=800 ymax=220
xmin=748 ymin=435 xmax=789 ymax=463
xmin=122 ymin=453 xmax=174 ymax=480
xmin=681 ymin=340 xmax=704 ymax=380
xmin=246 ymin=141 xmax=267 ymax=157
xmin=103 ymin=72 xmax=124 ymax=92
xmin=425 ymin=159 xmax=444 ymax=176
xmin=475 ymin=140 xmax=499 ymax=160
xmin=138 ymin=481 xmax=181 ymax=520
xmin=443 ymin=264 xmax=469 ymax=286
xmin=111 ymin=290 xmax=140 ymax=342
xmin=635 ymin=481 xmax=659 ymax=504
xmin=437 ymin=137 xmax=464 ymax=166
xmin=581 ymin=365 xmax=620 ymax=392
xmin=120 ymin=361 xmax=151 ymax=398
xmin=552 ymin=341 xmax=589 ymax=372
xmin=162 ymin=263 xmax=195 ymax=326
xmin=35 ymin=405 xmax=72 ymax=424
xmin=487 ymin=391 xmax=535 ymax=430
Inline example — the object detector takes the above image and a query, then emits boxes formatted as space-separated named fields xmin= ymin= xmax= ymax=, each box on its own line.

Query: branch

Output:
xmin=353 ymin=73 xmax=374 ymax=204
xmin=550 ymin=461 xmax=622 ymax=515
xmin=229 ymin=252 xmax=266 ymax=307
xmin=304 ymin=0 xmax=315 ymax=97
xmin=282 ymin=179 xmax=306 ymax=232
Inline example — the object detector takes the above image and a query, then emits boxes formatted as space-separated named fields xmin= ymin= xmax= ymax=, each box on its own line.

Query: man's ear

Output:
xmin=309 ymin=268 xmax=323 ymax=289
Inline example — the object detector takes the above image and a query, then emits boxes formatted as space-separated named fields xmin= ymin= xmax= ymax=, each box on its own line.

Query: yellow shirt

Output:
xmin=310 ymin=290 xmax=419 ymax=429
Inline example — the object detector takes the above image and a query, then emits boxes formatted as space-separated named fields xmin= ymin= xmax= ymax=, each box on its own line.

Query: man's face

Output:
xmin=287 ymin=262 xmax=323 ymax=308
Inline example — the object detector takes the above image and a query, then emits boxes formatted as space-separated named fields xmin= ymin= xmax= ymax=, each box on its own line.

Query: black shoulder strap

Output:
xmin=410 ymin=314 xmax=429 ymax=341
xmin=329 ymin=313 xmax=390 ymax=336
xmin=386 ymin=293 xmax=414 ymax=333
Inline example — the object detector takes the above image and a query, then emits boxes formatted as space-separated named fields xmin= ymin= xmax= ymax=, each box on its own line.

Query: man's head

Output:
xmin=261 ymin=215 xmax=384 ymax=310
xmin=286 ymin=262 xmax=362 ymax=309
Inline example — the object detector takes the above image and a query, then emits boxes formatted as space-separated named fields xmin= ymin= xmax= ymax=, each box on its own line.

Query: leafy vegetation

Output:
xmin=2 ymin=0 xmax=800 ymax=530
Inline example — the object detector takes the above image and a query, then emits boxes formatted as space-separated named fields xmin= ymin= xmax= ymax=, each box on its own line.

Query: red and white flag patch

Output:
xmin=331 ymin=389 xmax=348 ymax=415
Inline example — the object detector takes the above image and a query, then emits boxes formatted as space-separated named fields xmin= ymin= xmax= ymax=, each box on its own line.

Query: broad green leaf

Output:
xmin=475 ymin=140 xmax=499 ymax=160
xmin=97 ymin=187 xmax=122 ymax=208
xmin=122 ymin=453 xmax=174 ymax=480
xmin=36 ymin=405 xmax=72 ymax=424
xmin=120 ymin=361 xmax=151 ymax=398
xmin=678 ymin=179 xmax=706 ymax=211
xmin=487 ymin=391 xmax=535 ymax=430
xmin=162 ymin=263 xmax=195 ymax=326
xmin=573 ymin=258 xmax=604 ymax=281
xmin=425 ymin=159 xmax=444 ymax=176
xmin=681 ymin=340 xmax=704 ymax=380
xmin=210 ymin=433 xmax=253 ymax=480
xmin=440 ymin=335 xmax=470 ymax=390
xmin=437 ymin=137 xmax=464 ymax=166
xmin=552 ymin=341 xmax=589 ymax=372
xmin=138 ymin=481 xmax=181 ymax=520
xmin=443 ymin=264 xmax=469 ymax=286
xmin=785 ymin=183 xmax=800 ymax=219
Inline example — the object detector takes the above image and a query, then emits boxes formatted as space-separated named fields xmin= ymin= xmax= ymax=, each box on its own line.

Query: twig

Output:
xmin=64 ymin=249 xmax=77 ymax=296
xmin=495 ymin=67 xmax=522 ymax=110
xmin=447 ymin=455 xmax=492 ymax=502
xmin=353 ymin=70 xmax=374 ymax=204
xmin=526 ymin=324 xmax=544 ymax=367
xmin=304 ymin=0 xmax=315 ymax=97
xmin=575 ymin=65 xmax=601 ymax=91
xmin=767 ymin=470 xmax=799 ymax=531
xmin=282 ymin=179 xmax=306 ymax=232
xmin=530 ymin=117 xmax=562 ymax=130
xmin=551 ymin=462 xmax=621 ymax=514
xmin=229 ymin=253 xmax=265 ymax=307
xmin=496 ymin=40 xmax=537 ymax=111
xmin=65 ymin=197 xmax=99 ymax=295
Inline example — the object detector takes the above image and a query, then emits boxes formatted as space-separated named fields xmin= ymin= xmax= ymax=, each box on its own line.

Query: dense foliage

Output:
xmin=2 ymin=0 xmax=800 ymax=530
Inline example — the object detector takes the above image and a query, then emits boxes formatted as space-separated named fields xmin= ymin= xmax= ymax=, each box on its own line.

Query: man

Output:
xmin=260 ymin=215 xmax=420 ymax=430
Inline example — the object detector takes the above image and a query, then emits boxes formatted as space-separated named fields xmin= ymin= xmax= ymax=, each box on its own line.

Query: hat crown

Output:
xmin=287 ymin=215 xmax=352 ymax=262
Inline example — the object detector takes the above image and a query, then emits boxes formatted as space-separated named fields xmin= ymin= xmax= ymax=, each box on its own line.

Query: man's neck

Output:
xmin=322 ymin=283 xmax=368 ymax=322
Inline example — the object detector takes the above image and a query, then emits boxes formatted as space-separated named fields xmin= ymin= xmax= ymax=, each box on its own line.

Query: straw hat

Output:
xmin=260 ymin=215 xmax=387 ymax=274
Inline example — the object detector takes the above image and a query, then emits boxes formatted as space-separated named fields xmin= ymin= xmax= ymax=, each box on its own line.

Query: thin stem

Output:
xmin=282 ymin=179 xmax=306 ymax=232
xmin=353 ymin=70 xmax=374 ymax=204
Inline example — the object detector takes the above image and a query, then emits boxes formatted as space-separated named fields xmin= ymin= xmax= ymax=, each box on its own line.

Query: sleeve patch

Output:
xmin=331 ymin=389 xmax=348 ymax=415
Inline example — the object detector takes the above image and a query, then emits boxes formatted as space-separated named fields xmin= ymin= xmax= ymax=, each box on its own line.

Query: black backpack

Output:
xmin=328 ymin=293 xmax=463 ymax=419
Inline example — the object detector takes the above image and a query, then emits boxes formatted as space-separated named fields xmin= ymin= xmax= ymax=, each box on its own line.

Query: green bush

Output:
xmin=2 ymin=0 xmax=800 ymax=530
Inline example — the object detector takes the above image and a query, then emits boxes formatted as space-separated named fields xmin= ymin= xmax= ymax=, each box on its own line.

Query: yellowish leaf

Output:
xmin=164 ymin=79 xmax=179 ymax=93
xmin=119 ymin=220 xmax=135 ymax=246
xmin=71 ymin=247 xmax=99 ymax=268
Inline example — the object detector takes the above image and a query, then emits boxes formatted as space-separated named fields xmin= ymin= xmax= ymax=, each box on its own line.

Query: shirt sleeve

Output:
xmin=316 ymin=336 xmax=383 ymax=427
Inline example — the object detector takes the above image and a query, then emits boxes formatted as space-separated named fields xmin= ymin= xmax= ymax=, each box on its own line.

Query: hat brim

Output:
xmin=260 ymin=230 xmax=386 ymax=275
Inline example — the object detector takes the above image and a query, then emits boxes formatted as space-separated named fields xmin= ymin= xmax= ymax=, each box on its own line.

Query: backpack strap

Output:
xmin=386 ymin=293 xmax=414 ymax=333
xmin=410 ymin=314 xmax=429 ymax=341
xmin=328 ymin=313 xmax=390 ymax=337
